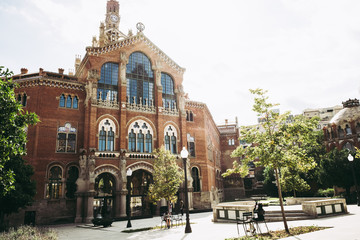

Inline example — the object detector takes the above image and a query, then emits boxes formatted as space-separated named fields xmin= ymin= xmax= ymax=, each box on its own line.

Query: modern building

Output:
xmin=9 ymin=0 xmax=224 ymax=226
xmin=303 ymin=105 xmax=343 ymax=130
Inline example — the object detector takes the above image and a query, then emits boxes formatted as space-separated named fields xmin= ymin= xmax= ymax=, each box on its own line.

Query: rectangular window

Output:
xmin=189 ymin=142 xmax=195 ymax=157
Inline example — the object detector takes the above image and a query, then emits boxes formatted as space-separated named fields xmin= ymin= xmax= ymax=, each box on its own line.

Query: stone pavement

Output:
xmin=54 ymin=204 xmax=360 ymax=240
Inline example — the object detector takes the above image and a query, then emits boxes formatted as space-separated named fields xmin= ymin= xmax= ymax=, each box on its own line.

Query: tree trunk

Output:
xmin=275 ymin=168 xmax=289 ymax=234
xmin=293 ymin=190 xmax=296 ymax=198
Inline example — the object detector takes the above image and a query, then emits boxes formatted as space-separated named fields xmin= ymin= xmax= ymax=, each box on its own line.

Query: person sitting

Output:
xmin=253 ymin=202 xmax=265 ymax=221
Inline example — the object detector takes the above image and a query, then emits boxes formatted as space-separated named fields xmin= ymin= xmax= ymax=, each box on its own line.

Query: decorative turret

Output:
xmin=342 ymin=99 xmax=360 ymax=108
xmin=94 ymin=0 xmax=127 ymax=47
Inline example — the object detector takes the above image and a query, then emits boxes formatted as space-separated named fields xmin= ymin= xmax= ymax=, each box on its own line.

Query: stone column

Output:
xmin=74 ymin=193 xmax=83 ymax=223
xmin=188 ymin=189 xmax=194 ymax=210
xmin=120 ymin=189 xmax=128 ymax=217
xmin=85 ymin=191 xmax=96 ymax=223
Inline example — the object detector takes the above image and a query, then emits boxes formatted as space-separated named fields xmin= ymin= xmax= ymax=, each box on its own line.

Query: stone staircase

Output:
xmin=265 ymin=210 xmax=314 ymax=222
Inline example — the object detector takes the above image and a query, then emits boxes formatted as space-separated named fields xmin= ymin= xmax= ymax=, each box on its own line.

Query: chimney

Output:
xmin=58 ymin=68 xmax=64 ymax=74
xmin=39 ymin=68 xmax=44 ymax=75
xmin=20 ymin=68 xmax=28 ymax=74
xmin=225 ymin=119 xmax=228 ymax=125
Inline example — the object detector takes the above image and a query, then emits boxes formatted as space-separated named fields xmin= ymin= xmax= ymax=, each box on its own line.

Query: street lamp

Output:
xmin=126 ymin=168 xmax=133 ymax=227
xmin=348 ymin=153 xmax=360 ymax=206
xmin=180 ymin=147 xmax=192 ymax=233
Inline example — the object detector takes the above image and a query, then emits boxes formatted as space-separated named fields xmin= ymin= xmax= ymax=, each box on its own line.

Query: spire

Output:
xmin=95 ymin=0 xmax=127 ymax=47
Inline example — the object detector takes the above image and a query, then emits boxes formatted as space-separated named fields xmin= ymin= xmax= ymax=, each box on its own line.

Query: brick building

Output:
xmin=323 ymin=99 xmax=360 ymax=151
xmin=9 ymin=0 xmax=224 ymax=226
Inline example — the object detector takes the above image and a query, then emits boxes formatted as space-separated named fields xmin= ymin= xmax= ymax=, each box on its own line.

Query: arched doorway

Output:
xmin=130 ymin=169 xmax=154 ymax=217
xmin=94 ymin=172 xmax=116 ymax=218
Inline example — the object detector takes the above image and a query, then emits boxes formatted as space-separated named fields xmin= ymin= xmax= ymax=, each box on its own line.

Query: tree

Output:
xmin=0 ymin=67 xmax=39 ymax=230
xmin=0 ymin=155 xmax=36 ymax=230
xmin=148 ymin=147 xmax=184 ymax=211
xmin=319 ymin=148 xmax=359 ymax=198
xmin=223 ymin=89 xmax=319 ymax=233
xmin=0 ymin=67 xmax=38 ymax=196
xmin=279 ymin=166 xmax=310 ymax=197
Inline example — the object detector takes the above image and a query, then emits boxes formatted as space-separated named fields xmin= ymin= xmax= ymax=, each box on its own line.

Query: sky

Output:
xmin=1 ymin=0 xmax=360 ymax=126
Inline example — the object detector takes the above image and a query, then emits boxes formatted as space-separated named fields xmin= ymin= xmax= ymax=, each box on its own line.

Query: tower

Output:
xmin=99 ymin=0 xmax=127 ymax=46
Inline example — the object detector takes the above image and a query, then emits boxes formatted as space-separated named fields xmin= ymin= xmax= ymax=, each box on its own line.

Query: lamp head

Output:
xmin=348 ymin=153 xmax=354 ymax=162
xmin=180 ymin=147 xmax=189 ymax=159
xmin=126 ymin=168 xmax=133 ymax=176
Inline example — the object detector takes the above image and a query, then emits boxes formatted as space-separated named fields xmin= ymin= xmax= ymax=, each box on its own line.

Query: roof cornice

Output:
xmin=85 ymin=32 xmax=186 ymax=75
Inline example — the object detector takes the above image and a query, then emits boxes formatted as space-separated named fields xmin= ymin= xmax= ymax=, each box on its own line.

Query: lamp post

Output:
xmin=126 ymin=168 xmax=133 ymax=227
xmin=348 ymin=153 xmax=360 ymax=206
xmin=180 ymin=147 xmax=192 ymax=233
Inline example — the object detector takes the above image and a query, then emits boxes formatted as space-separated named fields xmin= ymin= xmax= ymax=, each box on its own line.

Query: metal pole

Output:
xmin=126 ymin=175 xmax=132 ymax=228
xmin=183 ymin=157 xmax=192 ymax=233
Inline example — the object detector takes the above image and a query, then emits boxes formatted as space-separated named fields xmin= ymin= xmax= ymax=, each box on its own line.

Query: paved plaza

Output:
xmin=55 ymin=204 xmax=360 ymax=240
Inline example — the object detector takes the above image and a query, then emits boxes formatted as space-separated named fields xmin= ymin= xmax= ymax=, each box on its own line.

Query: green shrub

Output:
xmin=0 ymin=225 xmax=57 ymax=240
xmin=316 ymin=188 xmax=334 ymax=197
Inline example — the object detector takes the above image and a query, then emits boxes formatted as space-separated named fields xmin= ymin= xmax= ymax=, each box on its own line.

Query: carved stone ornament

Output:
xmin=120 ymin=52 xmax=128 ymax=85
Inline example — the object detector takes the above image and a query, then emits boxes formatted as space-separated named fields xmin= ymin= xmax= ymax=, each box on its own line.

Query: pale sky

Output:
xmin=1 ymin=0 xmax=360 ymax=126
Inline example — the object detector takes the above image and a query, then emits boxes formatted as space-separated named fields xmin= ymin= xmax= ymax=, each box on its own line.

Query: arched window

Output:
xmin=17 ymin=94 xmax=22 ymax=102
xmin=187 ymin=133 xmax=196 ymax=157
xmin=171 ymin=134 xmax=177 ymax=154
xmin=161 ymin=73 xmax=176 ymax=110
xmin=126 ymin=52 xmax=154 ymax=106
xmin=164 ymin=124 xmax=178 ymax=154
xmin=338 ymin=126 xmax=344 ymax=138
xmin=46 ymin=166 xmax=63 ymax=199
xmin=98 ymin=63 xmax=119 ymax=101
xmin=56 ymin=123 xmax=77 ymax=153
xmin=345 ymin=124 xmax=352 ymax=135
xmin=128 ymin=120 xmax=154 ymax=153
xmin=137 ymin=130 xmax=144 ymax=152
xmin=73 ymin=96 xmax=78 ymax=109
xmin=145 ymin=131 xmax=152 ymax=153
xmin=107 ymin=128 xmax=114 ymax=151
xmin=98 ymin=119 xmax=116 ymax=151
xmin=22 ymin=93 xmax=27 ymax=106
xmin=99 ymin=127 xmax=106 ymax=151
xmin=356 ymin=122 xmax=360 ymax=134
xmin=191 ymin=167 xmax=201 ymax=192
xmin=59 ymin=94 xmax=65 ymax=107
xmin=186 ymin=110 xmax=194 ymax=121
xmin=164 ymin=133 xmax=170 ymax=151
xmin=129 ymin=129 xmax=136 ymax=152
xmin=66 ymin=166 xmax=79 ymax=199
xmin=66 ymin=95 xmax=72 ymax=108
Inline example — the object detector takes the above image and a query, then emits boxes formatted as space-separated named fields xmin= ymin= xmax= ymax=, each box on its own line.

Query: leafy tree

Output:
xmin=0 ymin=155 xmax=36 ymax=230
xmin=223 ymin=89 xmax=319 ymax=233
xmin=319 ymin=148 xmax=359 ymax=198
xmin=263 ymin=166 xmax=278 ymax=197
xmin=0 ymin=67 xmax=39 ymax=230
xmin=148 ymin=147 xmax=184 ymax=211
xmin=279 ymin=166 xmax=310 ymax=197
xmin=0 ymin=67 xmax=38 ymax=196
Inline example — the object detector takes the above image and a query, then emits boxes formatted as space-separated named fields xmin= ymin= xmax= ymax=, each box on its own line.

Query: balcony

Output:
xmin=126 ymin=96 xmax=156 ymax=113
xmin=95 ymin=151 xmax=120 ymax=158
xmin=126 ymin=152 xmax=155 ymax=159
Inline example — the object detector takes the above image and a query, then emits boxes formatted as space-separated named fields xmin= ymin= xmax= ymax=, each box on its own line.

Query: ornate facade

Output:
xmin=323 ymin=99 xmax=360 ymax=151
xmin=8 ymin=0 xmax=224 ymax=226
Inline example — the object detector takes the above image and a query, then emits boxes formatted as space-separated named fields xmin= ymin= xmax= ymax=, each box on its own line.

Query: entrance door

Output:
xmin=94 ymin=173 xmax=116 ymax=218
xmin=130 ymin=170 xmax=154 ymax=217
